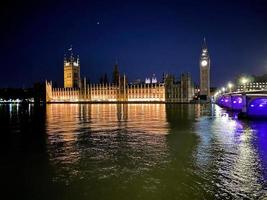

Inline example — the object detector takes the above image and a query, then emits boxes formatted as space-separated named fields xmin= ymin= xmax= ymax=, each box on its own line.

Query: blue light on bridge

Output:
xmin=216 ymin=89 xmax=267 ymax=118
xmin=231 ymin=96 xmax=243 ymax=110
xmin=248 ymin=98 xmax=267 ymax=117
xmin=218 ymin=96 xmax=243 ymax=110
xmin=218 ymin=96 xmax=230 ymax=107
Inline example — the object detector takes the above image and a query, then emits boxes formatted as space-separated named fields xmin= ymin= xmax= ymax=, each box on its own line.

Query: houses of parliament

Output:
xmin=46 ymin=40 xmax=210 ymax=103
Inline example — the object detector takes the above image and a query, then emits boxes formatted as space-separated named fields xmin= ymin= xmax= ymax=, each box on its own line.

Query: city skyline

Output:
xmin=1 ymin=0 xmax=267 ymax=88
xmin=1 ymin=1 xmax=267 ymax=199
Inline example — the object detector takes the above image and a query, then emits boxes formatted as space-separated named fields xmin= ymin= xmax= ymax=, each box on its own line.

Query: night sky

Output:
xmin=1 ymin=0 xmax=267 ymax=88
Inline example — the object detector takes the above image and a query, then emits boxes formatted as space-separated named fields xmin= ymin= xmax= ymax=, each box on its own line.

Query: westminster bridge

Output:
xmin=216 ymin=90 xmax=267 ymax=118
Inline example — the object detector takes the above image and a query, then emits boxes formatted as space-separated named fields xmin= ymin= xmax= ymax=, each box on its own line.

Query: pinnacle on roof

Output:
xmin=202 ymin=37 xmax=208 ymax=50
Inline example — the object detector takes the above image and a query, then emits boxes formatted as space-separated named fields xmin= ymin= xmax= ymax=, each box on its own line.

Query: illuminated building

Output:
xmin=145 ymin=74 xmax=157 ymax=84
xmin=145 ymin=78 xmax=151 ymax=84
xmin=46 ymin=53 xmax=195 ymax=103
xmin=200 ymin=38 xmax=210 ymax=98
xmin=46 ymin=78 xmax=166 ymax=102
xmin=64 ymin=47 xmax=81 ymax=88
xmin=151 ymin=74 xmax=157 ymax=84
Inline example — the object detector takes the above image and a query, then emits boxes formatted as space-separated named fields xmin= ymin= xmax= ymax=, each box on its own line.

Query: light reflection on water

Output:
xmin=195 ymin=105 xmax=267 ymax=199
xmin=45 ymin=104 xmax=170 ymax=198
xmin=1 ymin=103 xmax=267 ymax=199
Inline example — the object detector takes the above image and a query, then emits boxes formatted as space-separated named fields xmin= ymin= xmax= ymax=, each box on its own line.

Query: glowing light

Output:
xmin=9 ymin=104 xmax=12 ymax=112
xmin=228 ymin=82 xmax=233 ymax=89
xmin=248 ymin=98 xmax=267 ymax=117
xmin=240 ymin=77 xmax=249 ymax=85
xmin=201 ymin=60 xmax=208 ymax=66
xmin=128 ymin=98 xmax=164 ymax=102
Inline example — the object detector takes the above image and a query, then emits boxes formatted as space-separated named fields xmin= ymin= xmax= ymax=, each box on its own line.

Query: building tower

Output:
xmin=64 ymin=46 xmax=81 ymax=88
xmin=112 ymin=60 xmax=120 ymax=85
xmin=181 ymin=73 xmax=194 ymax=102
xmin=199 ymin=38 xmax=210 ymax=98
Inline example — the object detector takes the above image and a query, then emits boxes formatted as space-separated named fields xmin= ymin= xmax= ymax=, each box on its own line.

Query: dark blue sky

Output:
xmin=1 ymin=0 xmax=267 ymax=87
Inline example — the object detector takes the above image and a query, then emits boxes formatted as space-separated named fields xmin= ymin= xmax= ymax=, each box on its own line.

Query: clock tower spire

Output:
xmin=199 ymin=37 xmax=210 ymax=99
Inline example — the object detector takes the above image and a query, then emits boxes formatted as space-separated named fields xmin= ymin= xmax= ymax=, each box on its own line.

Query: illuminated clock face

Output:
xmin=201 ymin=60 xmax=208 ymax=66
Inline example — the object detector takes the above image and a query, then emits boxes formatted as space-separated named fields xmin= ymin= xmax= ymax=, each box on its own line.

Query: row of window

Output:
xmin=239 ymin=82 xmax=267 ymax=86
xmin=53 ymin=89 xmax=165 ymax=96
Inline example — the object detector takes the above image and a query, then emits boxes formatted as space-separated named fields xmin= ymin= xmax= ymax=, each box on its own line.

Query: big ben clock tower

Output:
xmin=199 ymin=38 xmax=210 ymax=99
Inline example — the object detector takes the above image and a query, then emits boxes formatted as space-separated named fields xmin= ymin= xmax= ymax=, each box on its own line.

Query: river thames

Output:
xmin=1 ymin=103 xmax=267 ymax=199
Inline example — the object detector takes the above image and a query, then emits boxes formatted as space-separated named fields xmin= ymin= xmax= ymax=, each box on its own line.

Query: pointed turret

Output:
xmin=112 ymin=59 xmax=120 ymax=85
xmin=201 ymin=37 xmax=209 ymax=57
xmin=202 ymin=37 xmax=208 ymax=50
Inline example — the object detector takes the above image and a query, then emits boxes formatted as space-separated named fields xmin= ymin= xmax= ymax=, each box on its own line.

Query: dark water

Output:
xmin=1 ymin=103 xmax=267 ymax=199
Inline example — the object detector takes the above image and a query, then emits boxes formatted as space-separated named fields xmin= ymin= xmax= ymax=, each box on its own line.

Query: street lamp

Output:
xmin=240 ymin=77 xmax=249 ymax=91
xmin=222 ymin=87 xmax=226 ymax=93
xmin=228 ymin=82 xmax=233 ymax=93
xmin=241 ymin=77 xmax=248 ymax=85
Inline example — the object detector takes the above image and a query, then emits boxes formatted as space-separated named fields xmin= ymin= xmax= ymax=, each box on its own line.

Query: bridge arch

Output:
xmin=231 ymin=95 xmax=243 ymax=110
xmin=217 ymin=95 xmax=231 ymax=108
xmin=247 ymin=97 xmax=267 ymax=117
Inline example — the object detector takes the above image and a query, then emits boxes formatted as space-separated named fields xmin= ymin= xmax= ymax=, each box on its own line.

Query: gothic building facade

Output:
xmin=46 ymin=51 xmax=195 ymax=103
